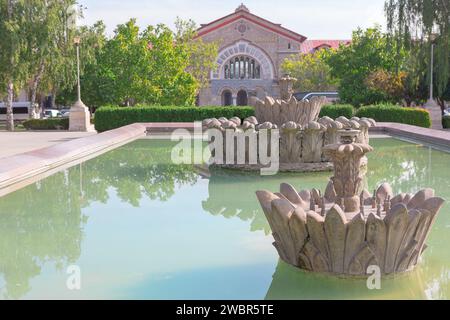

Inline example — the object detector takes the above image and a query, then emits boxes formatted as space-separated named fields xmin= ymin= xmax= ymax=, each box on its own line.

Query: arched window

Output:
xmin=223 ymin=55 xmax=261 ymax=79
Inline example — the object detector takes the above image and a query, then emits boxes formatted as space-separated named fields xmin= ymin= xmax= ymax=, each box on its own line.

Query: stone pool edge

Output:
xmin=370 ymin=122 xmax=450 ymax=150
xmin=0 ymin=121 xmax=447 ymax=197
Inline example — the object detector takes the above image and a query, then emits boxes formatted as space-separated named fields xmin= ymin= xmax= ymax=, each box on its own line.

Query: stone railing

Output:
xmin=202 ymin=116 xmax=376 ymax=171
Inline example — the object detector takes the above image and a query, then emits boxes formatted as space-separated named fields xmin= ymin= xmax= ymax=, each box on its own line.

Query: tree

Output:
xmin=385 ymin=0 xmax=450 ymax=109
xmin=23 ymin=1 xmax=80 ymax=118
xmin=365 ymin=69 xmax=407 ymax=104
xmin=326 ymin=27 xmax=403 ymax=106
xmin=174 ymin=18 xmax=218 ymax=91
xmin=60 ymin=19 xmax=200 ymax=107
xmin=281 ymin=49 xmax=338 ymax=92
xmin=0 ymin=0 xmax=29 ymax=131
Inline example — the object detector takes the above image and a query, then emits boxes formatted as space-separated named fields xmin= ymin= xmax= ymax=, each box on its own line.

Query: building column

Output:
xmin=232 ymin=95 xmax=237 ymax=106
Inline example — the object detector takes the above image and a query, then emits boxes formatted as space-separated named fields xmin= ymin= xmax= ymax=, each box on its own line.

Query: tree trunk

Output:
xmin=5 ymin=81 xmax=14 ymax=131
xmin=51 ymin=90 xmax=56 ymax=109
xmin=437 ymin=97 xmax=445 ymax=113
xmin=29 ymin=62 xmax=45 ymax=119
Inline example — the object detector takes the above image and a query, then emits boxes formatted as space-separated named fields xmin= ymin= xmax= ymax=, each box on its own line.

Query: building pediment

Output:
xmin=196 ymin=5 xmax=306 ymax=43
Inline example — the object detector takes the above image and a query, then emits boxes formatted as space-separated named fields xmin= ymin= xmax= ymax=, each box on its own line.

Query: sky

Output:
xmin=78 ymin=0 xmax=388 ymax=39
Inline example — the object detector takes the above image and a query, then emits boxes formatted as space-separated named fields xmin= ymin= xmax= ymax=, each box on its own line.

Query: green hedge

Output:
xmin=23 ymin=118 xmax=69 ymax=130
xmin=443 ymin=115 xmax=450 ymax=129
xmin=319 ymin=104 xmax=354 ymax=119
xmin=355 ymin=105 xmax=431 ymax=128
xmin=94 ymin=106 xmax=255 ymax=132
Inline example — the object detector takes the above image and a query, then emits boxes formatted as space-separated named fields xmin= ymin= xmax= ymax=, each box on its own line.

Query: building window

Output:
xmin=222 ymin=90 xmax=233 ymax=106
xmin=288 ymin=42 xmax=291 ymax=49
xmin=224 ymin=55 xmax=261 ymax=79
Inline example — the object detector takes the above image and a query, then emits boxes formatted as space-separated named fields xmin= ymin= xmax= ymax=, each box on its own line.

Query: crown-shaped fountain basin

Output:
xmin=256 ymin=130 xmax=445 ymax=276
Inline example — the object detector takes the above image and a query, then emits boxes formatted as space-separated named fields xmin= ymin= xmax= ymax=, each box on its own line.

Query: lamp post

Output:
xmin=424 ymin=34 xmax=442 ymax=130
xmin=74 ymin=36 xmax=81 ymax=102
xmin=69 ymin=36 xmax=92 ymax=132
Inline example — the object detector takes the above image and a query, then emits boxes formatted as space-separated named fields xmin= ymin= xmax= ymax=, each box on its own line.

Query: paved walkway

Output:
xmin=0 ymin=131 xmax=96 ymax=159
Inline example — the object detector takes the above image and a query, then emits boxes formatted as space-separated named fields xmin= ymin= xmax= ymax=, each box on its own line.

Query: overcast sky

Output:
xmin=78 ymin=0 xmax=387 ymax=39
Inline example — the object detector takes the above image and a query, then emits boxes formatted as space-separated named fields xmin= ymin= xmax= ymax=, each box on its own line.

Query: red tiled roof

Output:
xmin=300 ymin=40 xmax=351 ymax=53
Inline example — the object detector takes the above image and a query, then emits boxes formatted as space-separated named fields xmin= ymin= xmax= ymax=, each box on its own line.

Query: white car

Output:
xmin=43 ymin=109 xmax=61 ymax=118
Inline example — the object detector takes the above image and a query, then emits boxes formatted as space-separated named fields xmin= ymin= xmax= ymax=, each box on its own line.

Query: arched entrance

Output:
xmin=237 ymin=90 xmax=248 ymax=106
xmin=222 ymin=90 xmax=233 ymax=106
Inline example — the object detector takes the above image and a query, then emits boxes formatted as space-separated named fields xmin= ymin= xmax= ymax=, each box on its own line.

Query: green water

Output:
xmin=0 ymin=138 xmax=449 ymax=300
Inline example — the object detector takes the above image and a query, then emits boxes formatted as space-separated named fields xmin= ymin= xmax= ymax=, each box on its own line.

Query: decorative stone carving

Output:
xmin=254 ymin=96 xmax=326 ymax=127
xmin=256 ymin=129 xmax=445 ymax=276
xmin=279 ymin=74 xmax=297 ymax=101
xmin=302 ymin=122 xmax=326 ymax=163
xmin=203 ymin=117 xmax=376 ymax=172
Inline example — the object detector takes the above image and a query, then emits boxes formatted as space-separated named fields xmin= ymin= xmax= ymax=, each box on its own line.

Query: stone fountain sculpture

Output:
xmin=202 ymin=75 xmax=377 ymax=172
xmin=254 ymin=75 xmax=325 ymax=127
xmin=256 ymin=130 xmax=445 ymax=276
xmin=203 ymin=115 xmax=376 ymax=172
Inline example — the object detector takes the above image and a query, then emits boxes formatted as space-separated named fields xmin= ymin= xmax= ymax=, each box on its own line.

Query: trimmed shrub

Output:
xmin=94 ymin=106 xmax=255 ymax=132
xmin=443 ymin=115 xmax=450 ymax=129
xmin=23 ymin=118 xmax=69 ymax=130
xmin=319 ymin=104 xmax=354 ymax=119
xmin=355 ymin=105 xmax=431 ymax=128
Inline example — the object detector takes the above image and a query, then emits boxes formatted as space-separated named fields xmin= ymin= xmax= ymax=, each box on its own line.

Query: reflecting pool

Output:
xmin=0 ymin=138 xmax=449 ymax=299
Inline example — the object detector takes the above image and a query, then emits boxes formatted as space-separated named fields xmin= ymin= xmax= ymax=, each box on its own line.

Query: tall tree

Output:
xmin=0 ymin=0 xmax=29 ymax=131
xmin=326 ymin=27 xmax=402 ymax=106
xmin=174 ymin=18 xmax=218 ymax=91
xmin=281 ymin=49 xmax=338 ymax=93
xmin=385 ymin=0 xmax=450 ymax=109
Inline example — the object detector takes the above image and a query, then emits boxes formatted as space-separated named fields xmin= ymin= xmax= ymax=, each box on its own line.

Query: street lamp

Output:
xmin=424 ymin=33 xmax=442 ymax=130
xmin=74 ymin=36 xmax=81 ymax=102
xmin=69 ymin=35 xmax=92 ymax=132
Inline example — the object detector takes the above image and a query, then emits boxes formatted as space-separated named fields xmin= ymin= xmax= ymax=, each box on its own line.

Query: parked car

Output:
xmin=293 ymin=91 xmax=340 ymax=103
xmin=60 ymin=109 xmax=71 ymax=118
xmin=43 ymin=109 xmax=61 ymax=118
xmin=443 ymin=108 xmax=450 ymax=116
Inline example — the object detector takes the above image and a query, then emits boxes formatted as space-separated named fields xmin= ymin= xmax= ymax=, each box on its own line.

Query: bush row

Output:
xmin=355 ymin=105 xmax=431 ymax=128
xmin=319 ymin=104 xmax=354 ymax=119
xmin=94 ymin=106 xmax=255 ymax=132
xmin=94 ymin=103 xmax=432 ymax=131
xmin=23 ymin=118 xmax=69 ymax=130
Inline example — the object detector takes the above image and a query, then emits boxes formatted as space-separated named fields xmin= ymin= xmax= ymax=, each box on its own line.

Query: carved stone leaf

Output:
xmin=306 ymin=211 xmax=330 ymax=265
xmin=324 ymin=205 xmax=347 ymax=273
xmin=366 ymin=213 xmax=386 ymax=272
xmin=288 ymin=207 xmax=308 ymax=263
xmin=344 ymin=213 xmax=366 ymax=272
xmin=280 ymin=183 xmax=304 ymax=206
xmin=384 ymin=203 xmax=408 ymax=273
xmin=301 ymin=240 xmax=330 ymax=272
xmin=395 ymin=209 xmax=421 ymax=272
xmin=407 ymin=188 xmax=435 ymax=209
xmin=348 ymin=243 xmax=377 ymax=275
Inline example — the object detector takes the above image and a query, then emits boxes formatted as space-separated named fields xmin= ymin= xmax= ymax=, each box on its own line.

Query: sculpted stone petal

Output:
xmin=384 ymin=203 xmax=408 ymax=273
xmin=229 ymin=117 xmax=242 ymax=126
xmin=324 ymin=205 xmax=347 ymax=273
xmin=280 ymin=183 xmax=304 ymax=206
xmin=407 ymin=188 xmax=435 ymax=209
xmin=344 ymin=213 xmax=366 ymax=272
xmin=255 ymin=190 xmax=279 ymax=214
xmin=421 ymin=197 xmax=445 ymax=215
xmin=376 ymin=182 xmax=393 ymax=202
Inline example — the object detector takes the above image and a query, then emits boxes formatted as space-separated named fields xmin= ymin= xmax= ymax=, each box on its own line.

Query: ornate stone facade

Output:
xmin=196 ymin=4 xmax=349 ymax=106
